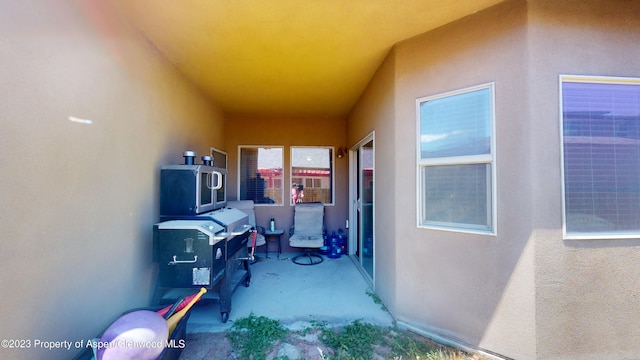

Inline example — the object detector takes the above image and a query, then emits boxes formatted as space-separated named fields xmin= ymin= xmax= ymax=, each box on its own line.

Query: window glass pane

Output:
xmin=421 ymin=164 xmax=492 ymax=230
xmin=417 ymin=83 xmax=494 ymax=233
xmin=210 ymin=148 xmax=227 ymax=203
xmin=420 ymin=88 xmax=491 ymax=159
xmin=562 ymin=80 xmax=640 ymax=234
xmin=210 ymin=147 xmax=227 ymax=169
xmin=291 ymin=147 xmax=333 ymax=204
xmin=239 ymin=147 xmax=283 ymax=204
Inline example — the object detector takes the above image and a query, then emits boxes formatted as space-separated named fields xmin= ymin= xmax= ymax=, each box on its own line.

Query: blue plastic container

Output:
xmin=327 ymin=231 xmax=342 ymax=259
xmin=337 ymin=228 xmax=347 ymax=253
xmin=319 ymin=232 xmax=329 ymax=255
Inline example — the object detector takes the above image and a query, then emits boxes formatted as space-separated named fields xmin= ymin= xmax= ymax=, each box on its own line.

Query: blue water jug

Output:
xmin=328 ymin=231 xmax=341 ymax=259
xmin=337 ymin=228 xmax=347 ymax=253
xmin=319 ymin=232 xmax=329 ymax=255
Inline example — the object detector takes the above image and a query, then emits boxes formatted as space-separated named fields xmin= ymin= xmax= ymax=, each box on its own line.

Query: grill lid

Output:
xmin=156 ymin=220 xmax=226 ymax=245
xmin=207 ymin=207 xmax=250 ymax=235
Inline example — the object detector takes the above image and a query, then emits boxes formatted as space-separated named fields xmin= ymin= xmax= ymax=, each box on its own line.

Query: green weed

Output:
xmin=226 ymin=315 xmax=484 ymax=360
xmin=226 ymin=313 xmax=288 ymax=360
xmin=389 ymin=331 xmax=483 ymax=360
xmin=366 ymin=290 xmax=389 ymax=313
xmin=319 ymin=320 xmax=387 ymax=359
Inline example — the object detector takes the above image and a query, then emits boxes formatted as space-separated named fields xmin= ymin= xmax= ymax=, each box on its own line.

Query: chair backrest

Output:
xmin=292 ymin=202 xmax=324 ymax=238
xmin=227 ymin=200 xmax=256 ymax=226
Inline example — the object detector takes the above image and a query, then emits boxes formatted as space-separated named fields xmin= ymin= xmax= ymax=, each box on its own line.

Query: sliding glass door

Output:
xmin=351 ymin=134 xmax=374 ymax=282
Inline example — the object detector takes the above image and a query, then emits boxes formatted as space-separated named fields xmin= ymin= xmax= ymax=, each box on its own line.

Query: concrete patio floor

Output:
xmin=184 ymin=253 xmax=394 ymax=333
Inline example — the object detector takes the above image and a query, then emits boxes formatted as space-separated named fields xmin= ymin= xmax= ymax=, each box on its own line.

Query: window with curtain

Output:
xmin=239 ymin=146 xmax=283 ymax=205
xmin=290 ymin=147 xmax=334 ymax=205
xmin=417 ymin=83 xmax=495 ymax=233
xmin=561 ymin=76 xmax=640 ymax=238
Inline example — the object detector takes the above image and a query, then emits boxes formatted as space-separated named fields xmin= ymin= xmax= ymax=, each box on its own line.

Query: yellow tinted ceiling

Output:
xmin=112 ymin=0 xmax=503 ymax=117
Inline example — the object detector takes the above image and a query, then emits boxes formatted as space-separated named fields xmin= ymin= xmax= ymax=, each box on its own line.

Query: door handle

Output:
xmin=207 ymin=171 xmax=223 ymax=190
xmin=168 ymin=255 xmax=198 ymax=265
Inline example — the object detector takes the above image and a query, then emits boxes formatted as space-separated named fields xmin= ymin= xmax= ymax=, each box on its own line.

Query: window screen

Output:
xmin=417 ymin=83 xmax=495 ymax=233
xmin=290 ymin=147 xmax=334 ymax=205
xmin=210 ymin=147 xmax=227 ymax=169
xmin=239 ymin=146 xmax=283 ymax=205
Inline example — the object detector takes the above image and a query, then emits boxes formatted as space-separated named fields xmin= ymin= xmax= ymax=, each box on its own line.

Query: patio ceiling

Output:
xmin=111 ymin=0 xmax=503 ymax=118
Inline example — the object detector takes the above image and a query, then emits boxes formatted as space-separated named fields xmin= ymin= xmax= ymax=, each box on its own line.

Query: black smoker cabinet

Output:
xmin=152 ymin=219 xmax=251 ymax=323
xmin=153 ymin=152 xmax=251 ymax=323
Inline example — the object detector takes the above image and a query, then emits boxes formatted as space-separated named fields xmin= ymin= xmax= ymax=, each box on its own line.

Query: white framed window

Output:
xmin=560 ymin=75 xmax=640 ymax=239
xmin=416 ymin=83 xmax=496 ymax=234
xmin=238 ymin=146 xmax=283 ymax=205
xmin=290 ymin=146 xmax=334 ymax=205
xmin=210 ymin=147 xmax=227 ymax=169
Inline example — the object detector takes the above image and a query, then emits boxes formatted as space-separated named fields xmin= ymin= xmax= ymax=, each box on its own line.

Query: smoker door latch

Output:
xmin=168 ymin=255 xmax=198 ymax=265
xmin=232 ymin=224 xmax=252 ymax=236
xmin=211 ymin=233 xmax=228 ymax=245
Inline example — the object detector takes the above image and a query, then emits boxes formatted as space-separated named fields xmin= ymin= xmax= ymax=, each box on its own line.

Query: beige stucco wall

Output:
xmin=528 ymin=1 xmax=640 ymax=359
xmin=350 ymin=0 xmax=640 ymax=359
xmin=347 ymin=51 xmax=397 ymax=309
xmin=0 ymin=1 xmax=225 ymax=359
xmin=224 ymin=116 xmax=348 ymax=252
xmin=3 ymin=0 xmax=638 ymax=359
xmin=391 ymin=1 xmax=536 ymax=359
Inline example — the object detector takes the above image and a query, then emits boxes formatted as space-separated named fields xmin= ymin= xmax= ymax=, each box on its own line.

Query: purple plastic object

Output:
xmin=96 ymin=310 xmax=169 ymax=360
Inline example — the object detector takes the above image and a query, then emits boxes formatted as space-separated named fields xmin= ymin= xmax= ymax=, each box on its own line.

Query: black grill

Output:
xmin=153 ymin=152 xmax=252 ymax=323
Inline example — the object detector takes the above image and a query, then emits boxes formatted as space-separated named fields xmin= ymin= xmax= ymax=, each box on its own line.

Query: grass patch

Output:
xmin=390 ymin=330 xmax=439 ymax=358
xmin=226 ymin=315 xmax=485 ymax=360
xmin=389 ymin=331 xmax=480 ymax=360
xmin=226 ymin=313 xmax=288 ymax=360
xmin=318 ymin=320 xmax=387 ymax=359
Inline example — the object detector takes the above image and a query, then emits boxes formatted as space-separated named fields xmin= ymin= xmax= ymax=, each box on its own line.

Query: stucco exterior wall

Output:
xmin=347 ymin=52 xmax=397 ymax=310
xmin=390 ymin=1 xmax=536 ymax=359
xmin=0 ymin=1 xmax=225 ymax=359
xmin=224 ymin=115 xmax=348 ymax=253
xmin=350 ymin=0 xmax=640 ymax=359
xmin=528 ymin=1 xmax=640 ymax=359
